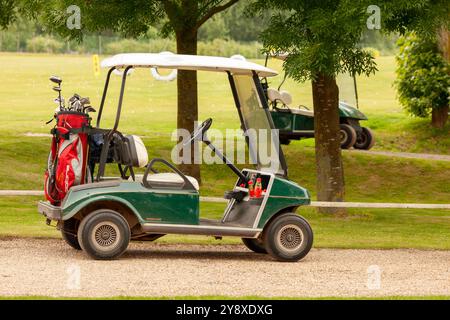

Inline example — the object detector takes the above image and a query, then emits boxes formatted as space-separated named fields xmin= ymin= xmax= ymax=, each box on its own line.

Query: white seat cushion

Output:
xmin=267 ymin=88 xmax=282 ymax=103
xmin=279 ymin=90 xmax=293 ymax=105
xmin=145 ymin=173 xmax=199 ymax=190
xmin=289 ymin=108 xmax=314 ymax=117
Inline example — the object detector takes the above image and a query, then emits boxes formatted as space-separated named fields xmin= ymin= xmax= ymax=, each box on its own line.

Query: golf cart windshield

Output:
xmin=337 ymin=72 xmax=358 ymax=108
xmin=232 ymin=74 xmax=287 ymax=177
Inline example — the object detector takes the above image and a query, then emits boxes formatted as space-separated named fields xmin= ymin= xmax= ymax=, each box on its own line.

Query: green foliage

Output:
xmin=252 ymin=0 xmax=379 ymax=81
xmin=379 ymin=0 xmax=450 ymax=38
xmin=26 ymin=35 xmax=63 ymax=53
xmin=395 ymin=33 xmax=450 ymax=118
xmin=362 ymin=47 xmax=381 ymax=58
xmin=0 ymin=0 xmax=42 ymax=29
xmin=252 ymin=0 xmax=449 ymax=82
xmin=197 ymin=39 xmax=263 ymax=58
xmin=104 ymin=38 xmax=176 ymax=54
xmin=198 ymin=15 xmax=228 ymax=41
xmin=359 ymin=30 xmax=399 ymax=56
xmin=103 ymin=38 xmax=262 ymax=58
xmin=204 ymin=1 xmax=272 ymax=42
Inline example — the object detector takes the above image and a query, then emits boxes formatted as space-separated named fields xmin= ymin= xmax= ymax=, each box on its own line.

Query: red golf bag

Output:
xmin=44 ymin=112 xmax=91 ymax=205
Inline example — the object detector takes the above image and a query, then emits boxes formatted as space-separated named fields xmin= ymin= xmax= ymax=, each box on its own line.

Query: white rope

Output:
xmin=3 ymin=191 xmax=449 ymax=209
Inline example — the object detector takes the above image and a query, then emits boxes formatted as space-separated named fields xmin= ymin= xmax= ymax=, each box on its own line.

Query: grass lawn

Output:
xmin=0 ymin=53 xmax=448 ymax=153
xmin=0 ymin=53 xmax=448 ymax=250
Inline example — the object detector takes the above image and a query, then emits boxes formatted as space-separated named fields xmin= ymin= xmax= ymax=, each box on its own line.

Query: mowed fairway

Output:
xmin=0 ymin=52 xmax=448 ymax=153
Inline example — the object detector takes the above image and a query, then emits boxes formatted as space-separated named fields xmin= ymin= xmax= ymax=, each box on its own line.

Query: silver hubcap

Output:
xmin=340 ymin=130 xmax=348 ymax=144
xmin=91 ymin=222 xmax=121 ymax=252
xmin=276 ymin=224 xmax=304 ymax=252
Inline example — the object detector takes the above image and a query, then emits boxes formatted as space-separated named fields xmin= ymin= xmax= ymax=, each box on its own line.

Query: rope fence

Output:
xmin=1 ymin=191 xmax=449 ymax=209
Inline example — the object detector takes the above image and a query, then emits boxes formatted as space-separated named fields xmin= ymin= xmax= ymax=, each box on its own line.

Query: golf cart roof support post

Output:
xmin=96 ymin=65 xmax=133 ymax=181
xmin=203 ymin=138 xmax=248 ymax=183
xmin=113 ymin=65 xmax=133 ymax=132
xmin=251 ymin=71 xmax=289 ymax=178
xmin=96 ymin=67 xmax=115 ymax=128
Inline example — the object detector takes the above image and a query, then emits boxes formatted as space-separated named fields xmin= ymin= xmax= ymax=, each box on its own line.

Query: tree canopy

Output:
xmin=396 ymin=33 xmax=450 ymax=127
xmin=252 ymin=0 xmax=449 ymax=82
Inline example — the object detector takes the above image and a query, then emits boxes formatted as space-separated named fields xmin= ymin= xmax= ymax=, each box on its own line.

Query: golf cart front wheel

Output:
xmin=242 ymin=237 xmax=267 ymax=254
xmin=339 ymin=124 xmax=357 ymax=149
xmin=354 ymin=127 xmax=375 ymax=150
xmin=61 ymin=218 xmax=81 ymax=250
xmin=77 ymin=209 xmax=130 ymax=260
xmin=264 ymin=214 xmax=313 ymax=262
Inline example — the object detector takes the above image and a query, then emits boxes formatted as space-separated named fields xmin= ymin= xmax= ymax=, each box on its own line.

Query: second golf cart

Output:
xmin=264 ymin=53 xmax=375 ymax=149
xmin=38 ymin=53 xmax=313 ymax=262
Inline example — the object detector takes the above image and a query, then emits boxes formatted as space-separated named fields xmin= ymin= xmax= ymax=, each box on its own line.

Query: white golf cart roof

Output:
xmin=101 ymin=53 xmax=278 ymax=77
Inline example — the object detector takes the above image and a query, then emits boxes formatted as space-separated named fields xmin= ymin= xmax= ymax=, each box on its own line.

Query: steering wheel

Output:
xmin=184 ymin=118 xmax=213 ymax=147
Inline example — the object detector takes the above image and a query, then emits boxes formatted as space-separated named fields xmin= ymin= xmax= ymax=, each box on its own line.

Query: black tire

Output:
xmin=77 ymin=209 xmax=130 ymax=260
xmin=61 ymin=218 xmax=81 ymax=250
xmin=264 ymin=214 xmax=313 ymax=262
xmin=339 ymin=124 xmax=357 ymax=149
xmin=242 ymin=237 xmax=267 ymax=254
xmin=354 ymin=127 xmax=375 ymax=150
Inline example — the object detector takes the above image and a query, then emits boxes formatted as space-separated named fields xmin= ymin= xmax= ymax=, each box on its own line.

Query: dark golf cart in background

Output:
xmin=263 ymin=54 xmax=375 ymax=149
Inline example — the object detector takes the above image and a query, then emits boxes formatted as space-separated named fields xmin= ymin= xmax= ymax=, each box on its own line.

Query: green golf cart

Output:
xmin=265 ymin=54 xmax=375 ymax=149
xmin=38 ymin=53 xmax=313 ymax=262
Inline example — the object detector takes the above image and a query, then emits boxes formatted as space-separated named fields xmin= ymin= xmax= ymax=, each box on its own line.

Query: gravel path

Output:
xmin=0 ymin=238 xmax=449 ymax=298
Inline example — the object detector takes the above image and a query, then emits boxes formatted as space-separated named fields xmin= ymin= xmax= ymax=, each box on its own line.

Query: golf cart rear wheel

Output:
xmin=264 ymin=214 xmax=313 ymax=262
xmin=77 ymin=209 xmax=130 ymax=260
xmin=242 ymin=237 xmax=267 ymax=254
xmin=354 ymin=127 xmax=375 ymax=150
xmin=61 ymin=218 xmax=81 ymax=250
xmin=339 ymin=124 xmax=357 ymax=149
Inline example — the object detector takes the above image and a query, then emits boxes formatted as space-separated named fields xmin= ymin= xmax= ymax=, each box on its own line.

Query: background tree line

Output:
xmin=0 ymin=1 xmax=398 ymax=57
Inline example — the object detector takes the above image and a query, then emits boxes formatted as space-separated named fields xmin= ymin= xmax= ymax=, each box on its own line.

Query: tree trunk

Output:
xmin=312 ymin=73 xmax=346 ymax=215
xmin=438 ymin=27 xmax=449 ymax=61
xmin=431 ymin=106 xmax=449 ymax=129
xmin=175 ymin=29 xmax=201 ymax=181
xmin=434 ymin=28 xmax=449 ymax=128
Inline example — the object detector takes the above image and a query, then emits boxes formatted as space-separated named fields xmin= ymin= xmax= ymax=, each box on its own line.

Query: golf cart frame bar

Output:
xmin=94 ymin=66 xmax=288 ymax=181
xmin=95 ymin=66 xmax=132 ymax=181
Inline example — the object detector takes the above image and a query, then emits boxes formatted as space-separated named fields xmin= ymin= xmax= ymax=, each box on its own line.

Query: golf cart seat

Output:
xmin=289 ymin=108 xmax=314 ymax=117
xmin=133 ymin=173 xmax=200 ymax=191
xmin=269 ymin=88 xmax=315 ymax=117
xmin=267 ymin=88 xmax=282 ymax=103
xmin=267 ymin=88 xmax=293 ymax=106
xmin=279 ymin=90 xmax=292 ymax=105
xmin=113 ymin=134 xmax=149 ymax=168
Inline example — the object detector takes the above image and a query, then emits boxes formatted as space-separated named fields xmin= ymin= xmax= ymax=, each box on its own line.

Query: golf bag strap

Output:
xmin=50 ymin=126 xmax=109 ymax=139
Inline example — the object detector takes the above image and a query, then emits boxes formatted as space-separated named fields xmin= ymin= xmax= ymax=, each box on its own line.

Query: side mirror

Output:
xmin=50 ymin=76 xmax=62 ymax=85
xmin=52 ymin=86 xmax=61 ymax=92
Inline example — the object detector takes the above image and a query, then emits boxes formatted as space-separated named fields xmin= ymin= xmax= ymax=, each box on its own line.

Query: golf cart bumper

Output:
xmin=38 ymin=201 xmax=62 ymax=221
